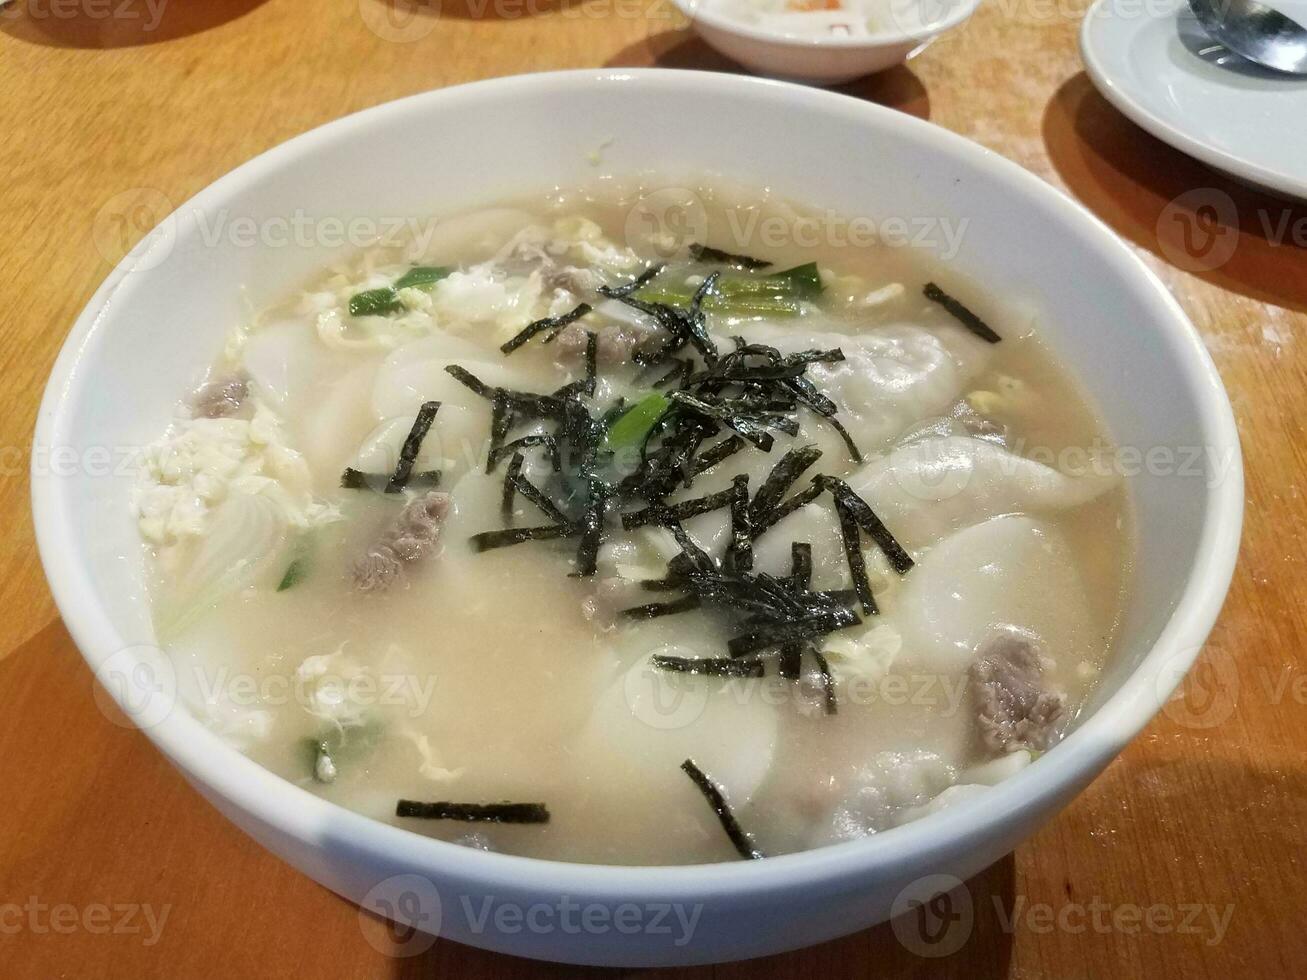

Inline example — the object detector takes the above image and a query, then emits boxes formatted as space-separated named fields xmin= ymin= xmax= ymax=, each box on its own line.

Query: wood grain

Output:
xmin=3 ymin=0 xmax=1305 ymax=975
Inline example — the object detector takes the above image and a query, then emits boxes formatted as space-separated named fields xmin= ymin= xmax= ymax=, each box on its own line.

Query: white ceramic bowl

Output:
xmin=33 ymin=69 xmax=1242 ymax=966
xmin=672 ymin=0 xmax=980 ymax=84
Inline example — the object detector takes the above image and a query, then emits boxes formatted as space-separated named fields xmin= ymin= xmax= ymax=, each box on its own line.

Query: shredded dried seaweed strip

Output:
xmin=621 ymin=418 xmax=717 ymax=502
xmin=501 ymin=452 xmax=524 ymax=517
xmin=749 ymin=445 xmax=823 ymax=523
xmin=726 ymin=475 xmax=753 ymax=573
xmin=485 ymin=392 xmax=511 ymax=473
xmin=637 ymin=576 xmax=686 ymax=593
xmin=668 ymin=390 xmax=775 ymax=451
xmin=445 ymin=364 xmax=496 ymax=399
xmin=571 ymin=479 xmax=609 ymax=578
xmin=689 ymin=270 xmax=720 ymax=319
xmin=583 ymin=331 xmax=598 ymax=396
xmin=752 ymin=479 xmax=824 ymax=536
xmin=444 ymin=365 xmax=563 ymax=418
xmin=600 ymin=263 xmax=665 ymax=299
xmin=680 ymin=759 xmax=765 ymax=860
xmin=489 ymin=434 xmax=562 ymax=472
xmin=778 ymin=644 xmax=803 ymax=680
xmin=822 ymin=414 xmax=864 ymax=464
xmin=510 ymin=474 xmax=570 ymax=526
xmin=689 ymin=243 xmax=772 ymax=271
xmin=386 ymin=401 xmax=441 ymax=493
xmin=690 ymin=435 xmax=746 ymax=476
xmin=832 ymin=496 xmax=877 ymax=616
xmin=652 ymin=655 xmax=765 ymax=677
xmin=779 ymin=348 xmax=846 ymax=367
xmin=789 ymin=542 xmax=813 ymax=592
xmin=652 ymin=359 xmax=693 ymax=389
xmin=818 ymin=477 xmax=914 ymax=574
xmin=660 ymin=516 xmax=717 ymax=574
xmin=470 ymin=523 xmax=577 ymax=552
xmin=622 ymin=595 xmax=703 ymax=620
xmin=613 ymin=292 xmax=718 ymax=366
xmin=923 ymin=282 xmax=1002 ymax=343
xmin=396 ymin=800 xmax=550 ymax=823
xmin=811 ymin=648 xmax=838 ymax=715
xmin=784 ymin=374 xmax=840 ymax=419
xmin=685 ymin=275 xmax=721 ymax=365
xmin=501 ymin=302 xmax=593 ymax=354
xmin=341 ymin=467 xmax=440 ymax=491
xmin=727 ymin=612 xmax=858 ymax=657
xmin=620 ymin=485 xmax=738 ymax=531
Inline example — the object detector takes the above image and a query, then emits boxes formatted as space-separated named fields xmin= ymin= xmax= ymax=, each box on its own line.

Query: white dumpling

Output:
xmin=738 ymin=322 xmax=993 ymax=452
xmin=890 ymin=515 xmax=1093 ymax=674
xmin=851 ymin=435 xmax=1120 ymax=550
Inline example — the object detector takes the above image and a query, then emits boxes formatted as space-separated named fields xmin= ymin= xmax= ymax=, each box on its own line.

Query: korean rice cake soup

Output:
xmin=135 ymin=180 xmax=1133 ymax=864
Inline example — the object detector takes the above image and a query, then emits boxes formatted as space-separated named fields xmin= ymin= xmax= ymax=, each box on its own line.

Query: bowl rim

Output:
xmin=671 ymin=0 xmax=980 ymax=50
xmin=33 ymin=68 xmax=1243 ymax=902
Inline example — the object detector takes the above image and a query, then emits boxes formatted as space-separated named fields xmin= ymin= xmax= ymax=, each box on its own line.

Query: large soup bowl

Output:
xmin=32 ymin=69 xmax=1242 ymax=966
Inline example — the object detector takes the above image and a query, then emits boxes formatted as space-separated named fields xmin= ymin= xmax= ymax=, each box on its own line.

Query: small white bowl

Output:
xmin=672 ymin=0 xmax=981 ymax=84
xmin=34 ymin=69 xmax=1241 ymax=966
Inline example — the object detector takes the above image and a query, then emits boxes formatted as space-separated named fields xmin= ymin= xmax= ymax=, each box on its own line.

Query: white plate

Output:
xmin=1081 ymin=0 xmax=1307 ymax=200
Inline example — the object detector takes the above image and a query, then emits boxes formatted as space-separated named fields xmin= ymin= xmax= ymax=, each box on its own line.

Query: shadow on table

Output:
xmin=1042 ymin=71 xmax=1307 ymax=313
xmin=605 ymin=31 xmax=931 ymax=119
xmin=407 ymin=0 xmax=572 ymax=19
xmin=0 ymin=0 xmax=268 ymax=49
xmin=381 ymin=855 xmax=1015 ymax=978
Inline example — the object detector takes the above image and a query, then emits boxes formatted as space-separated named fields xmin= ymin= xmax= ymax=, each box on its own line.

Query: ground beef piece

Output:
xmin=497 ymin=238 xmax=595 ymax=296
xmin=352 ymin=491 xmax=450 ymax=593
xmin=192 ymin=376 xmax=248 ymax=419
xmin=970 ymin=632 xmax=1066 ymax=753
xmin=553 ymin=320 xmax=666 ymax=367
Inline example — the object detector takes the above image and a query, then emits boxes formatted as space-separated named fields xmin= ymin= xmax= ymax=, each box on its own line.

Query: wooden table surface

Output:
xmin=3 ymin=0 xmax=1306 ymax=976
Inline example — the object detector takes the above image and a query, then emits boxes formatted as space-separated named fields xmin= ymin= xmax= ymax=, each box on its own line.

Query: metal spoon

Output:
xmin=1189 ymin=0 xmax=1307 ymax=74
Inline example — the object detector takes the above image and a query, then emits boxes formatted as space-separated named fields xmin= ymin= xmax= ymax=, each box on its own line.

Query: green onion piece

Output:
xmin=348 ymin=287 xmax=404 ymax=317
xmin=636 ymin=289 xmax=801 ymax=318
xmin=603 ymin=392 xmax=670 ymax=453
xmin=715 ymin=262 xmax=823 ymax=298
xmin=276 ymin=558 xmax=307 ymax=592
xmin=276 ymin=533 xmax=316 ymax=592
xmin=394 ymin=265 xmax=452 ymax=291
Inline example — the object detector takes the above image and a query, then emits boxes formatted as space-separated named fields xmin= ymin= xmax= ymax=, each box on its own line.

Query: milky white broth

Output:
xmin=136 ymin=181 xmax=1134 ymax=865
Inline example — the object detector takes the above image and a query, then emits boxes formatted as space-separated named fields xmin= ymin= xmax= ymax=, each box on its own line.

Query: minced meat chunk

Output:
xmin=352 ymin=491 xmax=450 ymax=593
xmin=192 ymin=375 xmax=248 ymax=419
xmin=970 ymin=632 xmax=1066 ymax=752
